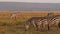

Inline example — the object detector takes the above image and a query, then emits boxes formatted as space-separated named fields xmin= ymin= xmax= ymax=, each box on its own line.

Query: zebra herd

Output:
xmin=24 ymin=13 xmax=60 ymax=31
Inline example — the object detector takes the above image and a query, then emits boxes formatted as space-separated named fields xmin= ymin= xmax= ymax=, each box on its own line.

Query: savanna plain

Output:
xmin=0 ymin=10 xmax=60 ymax=34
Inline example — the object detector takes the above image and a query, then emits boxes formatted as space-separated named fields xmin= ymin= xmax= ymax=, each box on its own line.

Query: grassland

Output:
xmin=0 ymin=10 xmax=60 ymax=34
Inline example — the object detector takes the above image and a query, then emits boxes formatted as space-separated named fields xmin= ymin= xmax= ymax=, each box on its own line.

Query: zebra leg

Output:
xmin=47 ymin=24 xmax=50 ymax=30
xmin=33 ymin=23 xmax=38 ymax=31
xmin=56 ymin=25 xmax=59 ymax=30
xmin=32 ymin=21 xmax=38 ymax=31
xmin=56 ymin=23 xmax=60 ymax=30
xmin=35 ymin=25 xmax=38 ymax=31
xmin=36 ymin=25 xmax=41 ymax=31
xmin=42 ymin=22 xmax=46 ymax=31
xmin=40 ymin=23 xmax=43 ymax=31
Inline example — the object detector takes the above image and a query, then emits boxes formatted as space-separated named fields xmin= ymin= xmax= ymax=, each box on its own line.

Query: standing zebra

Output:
xmin=48 ymin=15 xmax=60 ymax=30
xmin=46 ymin=12 xmax=60 ymax=30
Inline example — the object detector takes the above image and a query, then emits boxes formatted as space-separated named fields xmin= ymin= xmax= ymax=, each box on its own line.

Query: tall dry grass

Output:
xmin=0 ymin=10 xmax=60 ymax=25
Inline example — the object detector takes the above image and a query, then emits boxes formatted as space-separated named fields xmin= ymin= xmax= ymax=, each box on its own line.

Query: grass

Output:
xmin=0 ymin=25 xmax=60 ymax=34
xmin=0 ymin=11 xmax=60 ymax=34
xmin=0 ymin=19 xmax=60 ymax=34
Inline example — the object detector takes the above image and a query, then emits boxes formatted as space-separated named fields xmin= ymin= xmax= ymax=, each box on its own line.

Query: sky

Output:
xmin=0 ymin=0 xmax=60 ymax=3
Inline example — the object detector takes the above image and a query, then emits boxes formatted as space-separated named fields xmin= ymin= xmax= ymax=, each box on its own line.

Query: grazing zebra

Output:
xmin=24 ymin=17 xmax=42 ymax=31
xmin=24 ymin=16 xmax=49 ymax=31
xmin=24 ymin=12 xmax=60 ymax=31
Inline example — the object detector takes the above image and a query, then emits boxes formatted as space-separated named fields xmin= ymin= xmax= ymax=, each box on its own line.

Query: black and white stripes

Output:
xmin=24 ymin=12 xmax=60 ymax=31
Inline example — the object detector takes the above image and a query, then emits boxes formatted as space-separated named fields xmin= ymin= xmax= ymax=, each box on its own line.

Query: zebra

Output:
xmin=24 ymin=12 xmax=60 ymax=31
xmin=24 ymin=16 xmax=49 ymax=31
xmin=46 ymin=12 xmax=60 ymax=30
xmin=24 ymin=17 xmax=42 ymax=31
xmin=47 ymin=15 xmax=60 ymax=30
xmin=36 ymin=12 xmax=60 ymax=31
